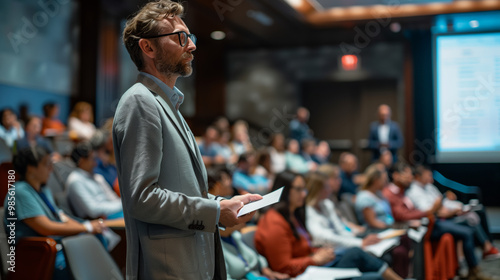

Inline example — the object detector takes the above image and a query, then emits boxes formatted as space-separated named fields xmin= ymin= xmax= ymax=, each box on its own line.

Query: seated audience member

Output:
xmin=289 ymin=107 xmax=313 ymax=143
xmin=382 ymin=163 xmax=440 ymax=223
xmin=91 ymin=128 xmax=117 ymax=188
xmin=68 ymin=101 xmax=96 ymax=141
xmin=312 ymin=140 xmax=331 ymax=165
xmin=213 ymin=116 xmax=230 ymax=134
xmin=317 ymin=164 xmax=367 ymax=235
xmin=306 ymin=170 xmax=381 ymax=250
xmin=15 ymin=116 xmax=54 ymax=155
xmin=198 ymin=126 xmax=224 ymax=166
xmin=207 ymin=167 xmax=236 ymax=198
xmin=66 ymin=142 xmax=123 ymax=219
xmin=407 ymin=165 xmax=499 ymax=260
xmin=231 ymin=120 xmax=253 ymax=156
xmin=221 ymin=223 xmax=289 ymax=280
xmin=233 ymin=152 xmax=270 ymax=195
xmin=338 ymin=152 xmax=363 ymax=200
xmin=4 ymin=146 xmax=105 ymax=280
xmin=285 ymin=139 xmax=311 ymax=174
xmin=354 ymin=164 xmax=394 ymax=231
xmin=207 ymin=169 xmax=288 ymax=280
xmin=255 ymin=171 xmax=403 ymax=280
xmin=255 ymin=148 xmax=272 ymax=178
xmin=355 ymin=164 xmax=412 ymax=277
xmin=301 ymin=138 xmax=318 ymax=168
xmin=378 ymin=150 xmax=393 ymax=174
xmin=41 ymin=102 xmax=66 ymax=136
xmin=268 ymin=133 xmax=286 ymax=174
xmin=217 ymin=130 xmax=238 ymax=164
xmin=0 ymin=108 xmax=25 ymax=148
xmin=385 ymin=163 xmax=494 ymax=279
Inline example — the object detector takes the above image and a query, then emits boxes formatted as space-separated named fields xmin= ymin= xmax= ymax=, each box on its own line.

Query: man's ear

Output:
xmin=138 ymin=38 xmax=156 ymax=59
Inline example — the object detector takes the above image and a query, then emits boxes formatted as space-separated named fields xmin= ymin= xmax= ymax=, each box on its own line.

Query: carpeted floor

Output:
xmin=477 ymin=240 xmax=500 ymax=279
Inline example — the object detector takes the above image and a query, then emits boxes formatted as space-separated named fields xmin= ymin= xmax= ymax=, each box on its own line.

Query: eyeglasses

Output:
xmin=142 ymin=31 xmax=196 ymax=47
xmin=291 ymin=186 xmax=308 ymax=193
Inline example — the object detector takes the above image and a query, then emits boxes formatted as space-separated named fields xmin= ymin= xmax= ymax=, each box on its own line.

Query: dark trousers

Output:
xmin=431 ymin=219 xmax=477 ymax=268
xmin=333 ymin=247 xmax=386 ymax=280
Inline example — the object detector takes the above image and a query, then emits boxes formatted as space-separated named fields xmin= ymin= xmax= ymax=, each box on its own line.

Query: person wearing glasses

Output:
xmin=255 ymin=171 xmax=401 ymax=279
xmin=114 ymin=1 xmax=262 ymax=279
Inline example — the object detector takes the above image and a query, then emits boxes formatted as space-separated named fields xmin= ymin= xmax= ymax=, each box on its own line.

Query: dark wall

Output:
xmin=408 ymin=30 xmax=500 ymax=206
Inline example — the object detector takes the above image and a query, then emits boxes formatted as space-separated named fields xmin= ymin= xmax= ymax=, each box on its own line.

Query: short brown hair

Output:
xmin=123 ymin=0 xmax=184 ymax=70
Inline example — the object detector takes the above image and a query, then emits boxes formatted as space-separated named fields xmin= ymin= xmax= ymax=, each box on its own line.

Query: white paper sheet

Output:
xmin=237 ymin=187 xmax=283 ymax=217
xmin=364 ymin=237 xmax=400 ymax=257
xmin=408 ymin=226 xmax=427 ymax=243
xmin=296 ymin=266 xmax=362 ymax=280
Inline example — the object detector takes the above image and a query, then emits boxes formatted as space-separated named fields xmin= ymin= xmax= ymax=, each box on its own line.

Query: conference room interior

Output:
xmin=1 ymin=0 xmax=500 ymax=279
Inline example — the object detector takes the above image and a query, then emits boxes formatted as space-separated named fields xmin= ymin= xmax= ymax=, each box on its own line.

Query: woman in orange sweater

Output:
xmin=255 ymin=171 xmax=403 ymax=279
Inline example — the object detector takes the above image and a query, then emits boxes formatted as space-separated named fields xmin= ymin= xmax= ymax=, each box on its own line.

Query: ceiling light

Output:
xmin=210 ymin=31 xmax=226 ymax=40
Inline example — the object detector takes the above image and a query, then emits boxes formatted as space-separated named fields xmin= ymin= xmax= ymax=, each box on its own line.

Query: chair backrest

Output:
xmin=62 ymin=234 xmax=123 ymax=280
xmin=0 ymin=139 xmax=12 ymax=165
xmin=337 ymin=199 xmax=360 ymax=225
xmin=241 ymin=227 xmax=257 ymax=252
xmin=0 ymin=163 xmax=17 ymax=207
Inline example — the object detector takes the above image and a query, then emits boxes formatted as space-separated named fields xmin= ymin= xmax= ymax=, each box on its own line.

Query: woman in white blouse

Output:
xmin=68 ymin=101 xmax=96 ymax=141
xmin=305 ymin=167 xmax=381 ymax=250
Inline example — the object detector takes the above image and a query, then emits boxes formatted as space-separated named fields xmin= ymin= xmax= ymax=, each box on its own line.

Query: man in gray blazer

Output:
xmin=113 ymin=1 xmax=261 ymax=279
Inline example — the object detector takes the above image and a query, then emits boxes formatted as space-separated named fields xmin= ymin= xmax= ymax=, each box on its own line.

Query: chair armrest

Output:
xmin=10 ymin=237 xmax=58 ymax=280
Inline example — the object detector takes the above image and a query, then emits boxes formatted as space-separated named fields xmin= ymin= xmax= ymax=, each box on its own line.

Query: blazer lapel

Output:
xmin=136 ymin=75 xmax=207 ymax=193
xmin=178 ymin=114 xmax=208 ymax=184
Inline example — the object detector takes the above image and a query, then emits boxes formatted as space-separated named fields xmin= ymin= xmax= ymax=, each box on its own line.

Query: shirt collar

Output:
xmin=140 ymin=72 xmax=184 ymax=110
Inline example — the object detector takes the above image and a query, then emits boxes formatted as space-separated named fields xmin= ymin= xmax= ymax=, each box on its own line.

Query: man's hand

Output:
xmin=219 ymin=194 xmax=262 ymax=228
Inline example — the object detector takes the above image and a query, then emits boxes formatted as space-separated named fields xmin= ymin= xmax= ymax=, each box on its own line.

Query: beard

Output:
xmin=154 ymin=47 xmax=194 ymax=78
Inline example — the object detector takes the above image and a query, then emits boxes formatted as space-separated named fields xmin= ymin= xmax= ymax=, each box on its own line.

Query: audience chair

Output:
xmin=62 ymin=234 xmax=123 ymax=280
xmin=0 ymin=163 xmax=17 ymax=207
xmin=337 ymin=199 xmax=360 ymax=225
xmin=241 ymin=226 xmax=258 ymax=252
xmin=0 ymin=208 xmax=57 ymax=280
xmin=423 ymin=216 xmax=457 ymax=280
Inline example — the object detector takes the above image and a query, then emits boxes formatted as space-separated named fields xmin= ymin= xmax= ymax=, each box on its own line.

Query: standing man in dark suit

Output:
xmin=113 ymin=1 xmax=261 ymax=279
xmin=368 ymin=104 xmax=403 ymax=163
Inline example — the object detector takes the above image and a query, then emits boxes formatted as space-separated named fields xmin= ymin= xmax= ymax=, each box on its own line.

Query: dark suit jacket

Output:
xmin=368 ymin=121 xmax=403 ymax=162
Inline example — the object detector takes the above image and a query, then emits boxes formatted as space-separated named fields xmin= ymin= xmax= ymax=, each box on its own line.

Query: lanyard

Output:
xmin=38 ymin=191 xmax=61 ymax=222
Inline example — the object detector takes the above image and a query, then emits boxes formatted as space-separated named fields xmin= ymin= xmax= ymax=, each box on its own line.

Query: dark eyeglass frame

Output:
xmin=141 ymin=31 xmax=196 ymax=47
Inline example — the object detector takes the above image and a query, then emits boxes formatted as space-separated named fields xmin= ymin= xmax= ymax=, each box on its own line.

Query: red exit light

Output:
xmin=341 ymin=55 xmax=358 ymax=71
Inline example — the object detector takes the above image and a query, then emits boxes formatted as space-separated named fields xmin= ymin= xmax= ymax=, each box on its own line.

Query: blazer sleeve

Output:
xmin=367 ymin=122 xmax=379 ymax=150
xmin=113 ymin=88 xmax=218 ymax=232
xmin=389 ymin=123 xmax=403 ymax=149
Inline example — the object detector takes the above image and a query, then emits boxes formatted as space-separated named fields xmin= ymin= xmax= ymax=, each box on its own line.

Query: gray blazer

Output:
xmin=113 ymin=74 xmax=226 ymax=280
